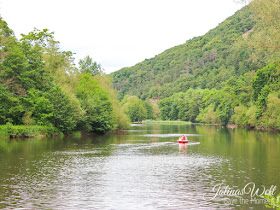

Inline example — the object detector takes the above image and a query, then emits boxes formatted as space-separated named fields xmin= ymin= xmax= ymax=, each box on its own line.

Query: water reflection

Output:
xmin=179 ymin=144 xmax=187 ymax=153
xmin=0 ymin=124 xmax=279 ymax=209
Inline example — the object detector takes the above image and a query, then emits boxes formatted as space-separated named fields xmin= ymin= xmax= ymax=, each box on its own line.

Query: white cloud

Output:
xmin=0 ymin=0 xmax=244 ymax=73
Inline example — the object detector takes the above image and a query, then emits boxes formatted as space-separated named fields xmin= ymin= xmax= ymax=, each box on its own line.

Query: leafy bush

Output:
xmin=263 ymin=193 xmax=280 ymax=209
xmin=0 ymin=124 xmax=61 ymax=138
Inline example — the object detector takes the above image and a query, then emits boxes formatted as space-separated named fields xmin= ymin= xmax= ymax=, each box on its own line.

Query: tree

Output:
xmin=152 ymin=103 xmax=161 ymax=120
xmin=75 ymin=74 xmax=115 ymax=133
xmin=123 ymin=96 xmax=147 ymax=122
xmin=46 ymin=86 xmax=76 ymax=132
xmin=259 ymin=94 xmax=280 ymax=129
xmin=231 ymin=105 xmax=248 ymax=126
xmin=79 ymin=56 xmax=102 ymax=76
xmin=144 ymin=100 xmax=154 ymax=120
xmin=23 ymin=89 xmax=54 ymax=126
xmin=251 ymin=63 xmax=277 ymax=99
xmin=218 ymin=101 xmax=232 ymax=125
xmin=0 ymin=86 xmax=24 ymax=124
xmin=93 ymin=75 xmax=130 ymax=130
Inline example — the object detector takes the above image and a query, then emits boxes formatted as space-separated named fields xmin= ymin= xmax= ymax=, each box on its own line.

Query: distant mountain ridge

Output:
xmin=112 ymin=5 xmax=268 ymax=100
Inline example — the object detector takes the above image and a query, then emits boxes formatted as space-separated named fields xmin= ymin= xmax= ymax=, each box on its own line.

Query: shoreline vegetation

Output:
xmin=0 ymin=123 xmax=114 ymax=139
xmin=0 ymin=18 xmax=131 ymax=137
xmin=141 ymin=120 xmax=192 ymax=125
xmin=1 ymin=120 xmax=279 ymax=139
xmin=0 ymin=124 xmax=62 ymax=138
xmin=142 ymin=120 xmax=280 ymax=133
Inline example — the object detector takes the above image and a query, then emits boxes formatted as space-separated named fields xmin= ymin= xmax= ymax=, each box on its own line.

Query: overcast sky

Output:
xmin=0 ymin=0 xmax=245 ymax=73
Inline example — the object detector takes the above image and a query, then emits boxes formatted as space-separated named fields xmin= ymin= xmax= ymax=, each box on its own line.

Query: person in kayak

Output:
xmin=180 ymin=135 xmax=188 ymax=142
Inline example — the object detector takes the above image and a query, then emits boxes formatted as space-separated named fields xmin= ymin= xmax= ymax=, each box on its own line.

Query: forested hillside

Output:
xmin=112 ymin=5 xmax=270 ymax=100
xmin=112 ymin=0 xmax=280 ymax=130
xmin=0 ymin=18 xmax=130 ymax=137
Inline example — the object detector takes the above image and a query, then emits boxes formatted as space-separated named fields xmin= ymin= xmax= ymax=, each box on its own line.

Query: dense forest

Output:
xmin=112 ymin=0 xmax=280 ymax=130
xmin=0 ymin=19 xmax=130 ymax=137
xmin=112 ymin=6 xmax=259 ymax=100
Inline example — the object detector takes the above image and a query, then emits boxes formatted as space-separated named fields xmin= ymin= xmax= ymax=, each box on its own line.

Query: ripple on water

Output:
xmin=138 ymin=134 xmax=203 ymax=138
xmin=0 ymin=140 xmax=227 ymax=209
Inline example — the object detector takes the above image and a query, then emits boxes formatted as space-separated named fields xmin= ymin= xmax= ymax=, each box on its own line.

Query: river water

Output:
xmin=0 ymin=124 xmax=279 ymax=209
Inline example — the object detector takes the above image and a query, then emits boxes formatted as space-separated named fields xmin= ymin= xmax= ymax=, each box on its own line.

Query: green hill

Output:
xmin=112 ymin=5 xmax=267 ymax=100
xmin=112 ymin=1 xmax=280 ymax=130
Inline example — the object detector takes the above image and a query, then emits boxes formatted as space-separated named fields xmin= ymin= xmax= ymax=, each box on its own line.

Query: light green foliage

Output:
xmin=242 ymin=0 xmax=280 ymax=58
xmin=196 ymin=105 xmax=219 ymax=124
xmin=263 ymin=193 xmax=280 ymax=209
xmin=231 ymin=105 xmax=248 ymax=126
xmin=79 ymin=55 xmax=102 ymax=76
xmin=203 ymin=108 xmax=219 ymax=124
xmin=0 ymin=123 xmax=61 ymax=138
xmin=122 ymin=96 xmax=147 ymax=122
xmin=246 ymin=105 xmax=258 ymax=126
xmin=259 ymin=94 xmax=280 ymax=129
xmin=152 ymin=103 xmax=161 ymax=120
xmin=22 ymin=112 xmax=35 ymax=126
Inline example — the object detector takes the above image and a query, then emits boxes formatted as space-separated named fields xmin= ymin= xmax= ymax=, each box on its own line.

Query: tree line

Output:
xmin=158 ymin=61 xmax=280 ymax=130
xmin=0 ymin=19 xmax=130 ymax=135
xmin=111 ymin=0 xmax=280 ymax=130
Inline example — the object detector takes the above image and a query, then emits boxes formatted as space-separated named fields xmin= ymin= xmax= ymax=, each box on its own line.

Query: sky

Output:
xmin=0 ymin=0 xmax=245 ymax=73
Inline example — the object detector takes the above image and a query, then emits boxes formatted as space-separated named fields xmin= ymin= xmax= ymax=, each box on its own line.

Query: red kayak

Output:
xmin=178 ymin=140 xmax=188 ymax=143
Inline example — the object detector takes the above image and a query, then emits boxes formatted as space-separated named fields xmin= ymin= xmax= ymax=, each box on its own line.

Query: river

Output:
xmin=0 ymin=124 xmax=279 ymax=209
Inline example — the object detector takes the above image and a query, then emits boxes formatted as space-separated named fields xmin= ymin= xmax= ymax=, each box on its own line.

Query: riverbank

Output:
xmin=142 ymin=120 xmax=280 ymax=133
xmin=142 ymin=120 xmax=192 ymax=125
xmin=0 ymin=123 xmax=126 ymax=139
xmin=226 ymin=124 xmax=280 ymax=132
xmin=0 ymin=124 xmax=62 ymax=139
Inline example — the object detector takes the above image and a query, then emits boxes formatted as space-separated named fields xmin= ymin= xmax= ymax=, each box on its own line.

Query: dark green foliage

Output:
xmin=144 ymin=100 xmax=154 ymax=120
xmin=218 ymin=101 xmax=232 ymax=125
xmin=23 ymin=89 xmax=54 ymax=125
xmin=0 ymin=86 xmax=24 ymax=124
xmin=46 ymin=86 xmax=76 ymax=132
xmin=252 ymin=63 xmax=277 ymax=99
xmin=75 ymin=74 xmax=115 ymax=133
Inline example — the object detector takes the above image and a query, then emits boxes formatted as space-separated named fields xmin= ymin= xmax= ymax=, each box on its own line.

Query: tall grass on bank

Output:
xmin=0 ymin=123 xmax=62 ymax=138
